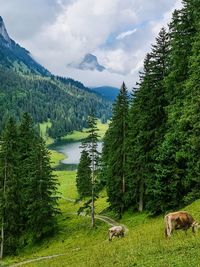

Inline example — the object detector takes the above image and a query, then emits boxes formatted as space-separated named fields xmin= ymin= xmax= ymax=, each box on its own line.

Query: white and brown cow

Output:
xmin=164 ymin=211 xmax=199 ymax=237
xmin=108 ymin=225 xmax=125 ymax=241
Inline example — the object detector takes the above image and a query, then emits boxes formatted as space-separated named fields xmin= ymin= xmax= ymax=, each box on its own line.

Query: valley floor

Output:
xmin=3 ymin=149 xmax=200 ymax=267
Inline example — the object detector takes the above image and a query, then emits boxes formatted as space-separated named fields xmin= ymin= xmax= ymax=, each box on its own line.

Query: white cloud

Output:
xmin=0 ymin=0 xmax=63 ymax=40
xmin=116 ymin=29 xmax=137 ymax=40
xmin=0 ymin=0 xmax=182 ymax=89
xmin=65 ymin=67 xmax=131 ymax=88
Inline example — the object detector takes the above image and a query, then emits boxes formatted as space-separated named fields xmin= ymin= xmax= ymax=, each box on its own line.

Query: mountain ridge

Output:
xmin=0 ymin=16 xmax=11 ymax=44
xmin=0 ymin=16 xmax=50 ymax=76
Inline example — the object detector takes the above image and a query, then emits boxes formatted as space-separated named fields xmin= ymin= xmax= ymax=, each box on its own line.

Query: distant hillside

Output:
xmin=0 ymin=16 xmax=112 ymax=138
xmin=91 ymin=86 xmax=120 ymax=101
xmin=0 ymin=67 xmax=112 ymax=138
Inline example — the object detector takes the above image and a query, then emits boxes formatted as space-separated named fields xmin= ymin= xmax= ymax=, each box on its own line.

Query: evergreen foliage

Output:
xmin=149 ymin=1 xmax=198 ymax=214
xmin=26 ymin=137 xmax=59 ymax=241
xmin=86 ymin=115 xmax=100 ymax=227
xmin=102 ymin=0 xmax=200 ymax=216
xmin=77 ymin=115 xmax=100 ymax=227
xmin=127 ymin=28 xmax=170 ymax=212
xmin=0 ymin=114 xmax=59 ymax=258
xmin=76 ymin=148 xmax=92 ymax=199
xmin=101 ymin=82 xmax=129 ymax=216
xmin=0 ymin=118 xmax=20 ymax=257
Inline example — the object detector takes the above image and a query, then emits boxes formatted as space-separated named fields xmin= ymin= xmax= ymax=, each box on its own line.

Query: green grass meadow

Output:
xmin=60 ymin=120 xmax=109 ymax=142
xmin=3 ymin=127 xmax=200 ymax=267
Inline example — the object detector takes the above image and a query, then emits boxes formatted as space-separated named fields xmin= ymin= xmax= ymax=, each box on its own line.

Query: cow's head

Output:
xmin=192 ymin=221 xmax=200 ymax=232
xmin=108 ymin=230 xmax=113 ymax=241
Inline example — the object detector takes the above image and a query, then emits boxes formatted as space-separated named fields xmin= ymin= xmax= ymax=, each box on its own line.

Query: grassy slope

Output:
xmin=60 ymin=120 xmax=109 ymax=141
xmin=39 ymin=121 xmax=54 ymax=146
xmin=4 ymin=128 xmax=200 ymax=267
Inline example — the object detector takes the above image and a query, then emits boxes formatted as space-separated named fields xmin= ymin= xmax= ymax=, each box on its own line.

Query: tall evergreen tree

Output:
xmin=102 ymin=82 xmax=129 ymax=217
xmin=86 ymin=115 xmax=100 ymax=228
xmin=128 ymin=28 xmax=169 ymax=212
xmin=76 ymin=147 xmax=92 ymax=199
xmin=26 ymin=137 xmax=59 ymax=240
xmin=0 ymin=118 xmax=20 ymax=258
xmin=77 ymin=115 xmax=100 ymax=227
xmin=18 ymin=113 xmax=37 ymax=233
xmin=18 ymin=113 xmax=59 ymax=241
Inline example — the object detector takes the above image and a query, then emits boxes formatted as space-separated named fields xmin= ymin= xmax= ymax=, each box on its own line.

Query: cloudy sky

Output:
xmin=1 ymin=0 xmax=182 ymax=89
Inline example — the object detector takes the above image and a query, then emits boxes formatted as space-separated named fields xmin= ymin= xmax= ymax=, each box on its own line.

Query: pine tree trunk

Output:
xmin=91 ymin=180 xmax=95 ymax=228
xmin=91 ymin=144 xmax=95 ymax=228
xmin=122 ymin=172 xmax=125 ymax=194
xmin=138 ymin=179 xmax=144 ymax=212
xmin=120 ymin=174 xmax=125 ymax=216
xmin=121 ymin=111 xmax=126 ymax=215
xmin=0 ymin=219 xmax=4 ymax=260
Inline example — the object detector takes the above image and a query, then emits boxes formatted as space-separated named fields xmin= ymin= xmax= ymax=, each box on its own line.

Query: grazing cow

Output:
xmin=164 ymin=211 xmax=199 ymax=237
xmin=108 ymin=225 xmax=125 ymax=241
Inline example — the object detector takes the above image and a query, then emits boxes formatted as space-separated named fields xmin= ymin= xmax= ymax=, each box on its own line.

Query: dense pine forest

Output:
xmin=100 ymin=0 xmax=200 ymax=217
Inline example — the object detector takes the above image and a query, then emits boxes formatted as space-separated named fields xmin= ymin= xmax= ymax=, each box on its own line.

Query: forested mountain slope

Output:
xmin=0 ymin=67 xmax=112 ymax=138
xmin=0 ymin=16 xmax=112 ymax=138
xmin=91 ymin=86 xmax=120 ymax=101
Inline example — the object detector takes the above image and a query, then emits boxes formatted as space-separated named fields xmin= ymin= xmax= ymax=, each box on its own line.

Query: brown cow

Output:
xmin=164 ymin=211 xmax=199 ymax=237
xmin=108 ymin=225 xmax=125 ymax=241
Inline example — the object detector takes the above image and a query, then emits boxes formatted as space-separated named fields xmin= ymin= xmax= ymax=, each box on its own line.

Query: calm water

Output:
xmin=55 ymin=142 xmax=102 ymax=165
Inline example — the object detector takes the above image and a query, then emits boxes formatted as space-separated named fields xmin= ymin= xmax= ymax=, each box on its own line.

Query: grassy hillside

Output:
xmin=39 ymin=120 xmax=54 ymax=146
xmin=40 ymin=120 xmax=109 ymax=147
xmin=3 ymin=149 xmax=200 ymax=267
xmin=60 ymin=120 xmax=109 ymax=142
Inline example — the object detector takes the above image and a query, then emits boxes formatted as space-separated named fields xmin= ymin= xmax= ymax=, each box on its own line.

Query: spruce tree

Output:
xmin=26 ymin=137 xmax=59 ymax=240
xmin=128 ymin=28 xmax=169 ymax=212
xmin=86 ymin=115 xmax=100 ymax=227
xmin=76 ymin=148 xmax=92 ymax=199
xmin=0 ymin=118 xmax=20 ymax=258
xmin=18 ymin=113 xmax=59 ymax=241
xmin=103 ymin=82 xmax=129 ymax=217
xmin=77 ymin=115 xmax=100 ymax=227
xmin=18 ymin=113 xmax=37 ymax=233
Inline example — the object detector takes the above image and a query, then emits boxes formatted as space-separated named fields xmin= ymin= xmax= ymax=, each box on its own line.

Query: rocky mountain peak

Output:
xmin=0 ymin=16 xmax=11 ymax=44
xmin=79 ymin=53 xmax=105 ymax=72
